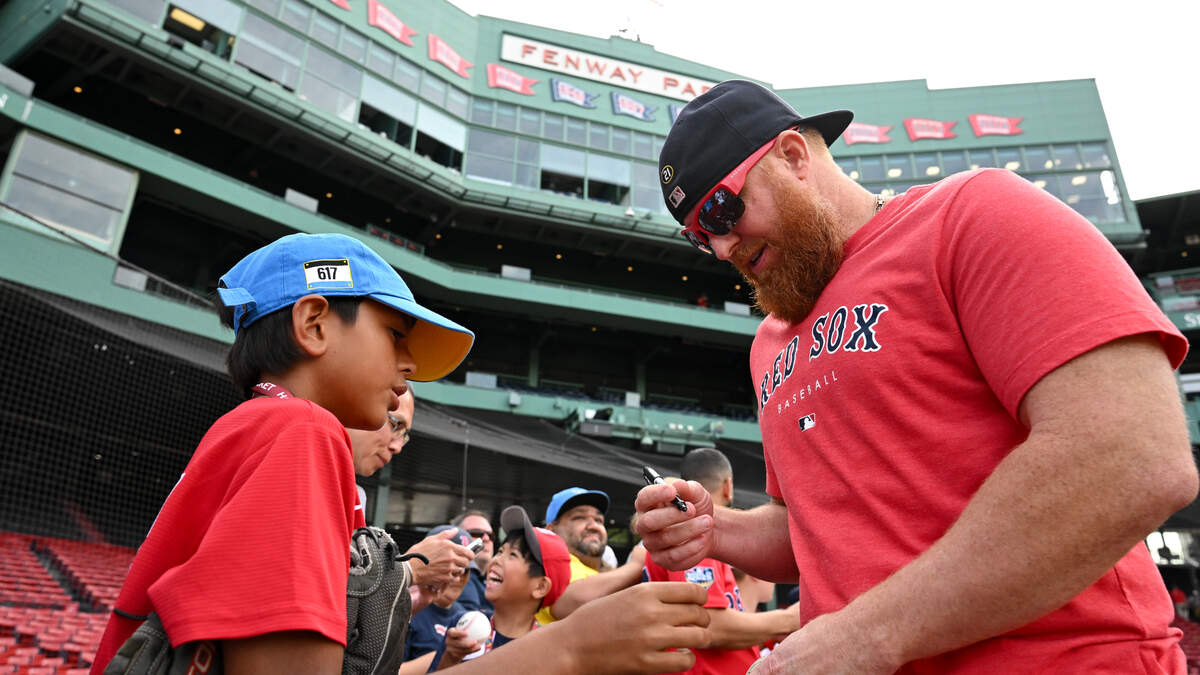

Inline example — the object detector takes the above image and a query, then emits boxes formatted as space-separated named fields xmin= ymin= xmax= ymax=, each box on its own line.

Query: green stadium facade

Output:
xmin=0 ymin=0 xmax=1184 ymax=560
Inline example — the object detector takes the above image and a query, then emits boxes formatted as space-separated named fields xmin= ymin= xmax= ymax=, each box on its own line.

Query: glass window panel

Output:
xmin=361 ymin=74 xmax=416 ymax=125
xmin=392 ymin=57 xmax=420 ymax=91
xmin=859 ymin=156 xmax=884 ymax=181
xmin=366 ymin=41 xmax=393 ymax=78
xmin=1026 ymin=175 xmax=1057 ymax=199
xmin=415 ymin=104 xmax=466 ymax=151
xmin=236 ymin=13 xmax=304 ymax=88
xmin=968 ymin=149 xmax=995 ymax=170
xmin=174 ymin=0 xmax=242 ymax=33
xmin=884 ymin=154 xmax=912 ymax=180
xmin=566 ymin=118 xmax=586 ymax=146
xmin=1058 ymin=171 xmax=1123 ymax=223
xmin=469 ymin=98 xmax=493 ymax=125
xmin=305 ymin=44 xmax=360 ymax=89
xmin=468 ymin=128 xmax=514 ymax=159
xmin=464 ymin=154 xmax=513 ymax=185
xmin=340 ymin=30 xmax=366 ymax=63
xmin=940 ymin=151 xmax=967 ymax=175
xmin=541 ymin=144 xmax=586 ymax=176
xmin=518 ymin=108 xmax=541 ymax=135
xmin=588 ymin=123 xmax=609 ymax=150
xmin=516 ymin=138 xmax=538 ymax=164
xmin=419 ymin=75 xmax=446 ymax=106
xmin=309 ymin=12 xmax=339 ymax=49
xmin=653 ymin=136 xmax=664 ymax=158
xmin=542 ymin=113 xmax=564 ymax=141
xmin=913 ymin=153 xmax=940 ymax=179
xmin=298 ymin=74 xmax=356 ymax=121
xmin=996 ymin=147 xmax=1021 ymax=172
xmin=494 ymin=103 xmax=517 ymax=131
xmin=109 ymin=0 xmax=167 ymax=23
xmin=632 ymin=132 xmax=652 ymax=159
xmin=445 ymin=87 xmax=469 ymax=118
xmin=243 ymin=0 xmax=276 ymax=14
xmin=515 ymin=163 xmax=538 ymax=189
xmin=588 ymin=153 xmax=630 ymax=185
xmin=611 ymin=128 xmax=630 ymax=155
xmin=279 ymin=0 xmax=309 ymax=31
xmin=1051 ymin=144 xmax=1083 ymax=170
xmin=835 ymin=157 xmax=857 ymax=181
xmin=14 ymin=133 xmax=137 ymax=210
xmin=1080 ymin=142 xmax=1110 ymax=169
xmin=1024 ymin=145 xmax=1052 ymax=172
xmin=632 ymin=162 xmax=658 ymax=188
xmin=6 ymin=176 xmax=124 ymax=242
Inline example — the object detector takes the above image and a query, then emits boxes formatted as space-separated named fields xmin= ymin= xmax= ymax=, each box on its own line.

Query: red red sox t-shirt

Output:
xmin=93 ymin=396 xmax=364 ymax=672
xmin=751 ymin=169 xmax=1188 ymax=673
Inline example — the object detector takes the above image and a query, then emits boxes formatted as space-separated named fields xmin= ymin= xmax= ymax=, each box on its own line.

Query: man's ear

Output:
xmin=722 ymin=476 xmax=733 ymax=505
xmin=291 ymin=294 xmax=334 ymax=358
xmin=774 ymin=129 xmax=813 ymax=180
xmin=531 ymin=575 xmax=552 ymax=602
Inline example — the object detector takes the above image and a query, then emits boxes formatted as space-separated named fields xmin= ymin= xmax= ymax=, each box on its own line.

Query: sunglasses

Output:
xmin=465 ymin=528 xmax=492 ymax=540
xmin=680 ymin=130 xmax=789 ymax=254
xmin=386 ymin=413 xmax=410 ymax=444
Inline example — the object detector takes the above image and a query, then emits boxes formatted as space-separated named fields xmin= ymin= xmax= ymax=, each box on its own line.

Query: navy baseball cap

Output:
xmin=658 ymin=79 xmax=853 ymax=225
xmin=217 ymin=232 xmax=474 ymax=382
xmin=545 ymin=487 xmax=609 ymax=524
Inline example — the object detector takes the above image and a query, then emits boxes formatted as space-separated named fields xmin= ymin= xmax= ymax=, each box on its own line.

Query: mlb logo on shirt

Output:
xmin=797 ymin=414 xmax=816 ymax=431
xmin=685 ymin=566 xmax=716 ymax=590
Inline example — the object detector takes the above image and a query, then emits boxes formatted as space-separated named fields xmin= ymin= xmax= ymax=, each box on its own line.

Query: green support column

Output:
xmin=635 ymin=361 xmax=647 ymax=398
xmin=528 ymin=345 xmax=540 ymax=387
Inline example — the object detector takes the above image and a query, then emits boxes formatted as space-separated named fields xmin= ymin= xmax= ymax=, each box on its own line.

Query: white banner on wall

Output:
xmin=500 ymin=34 xmax=716 ymax=102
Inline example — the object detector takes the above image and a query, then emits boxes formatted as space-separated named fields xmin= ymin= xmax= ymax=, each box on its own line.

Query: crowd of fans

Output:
xmin=350 ymin=387 xmax=795 ymax=674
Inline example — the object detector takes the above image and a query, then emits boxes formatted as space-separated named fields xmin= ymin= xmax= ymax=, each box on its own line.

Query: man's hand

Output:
xmin=753 ymin=611 xmax=897 ymax=675
xmin=436 ymin=627 xmax=484 ymax=670
xmin=561 ymin=582 xmax=711 ymax=674
xmin=634 ymin=480 xmax=715 ymax=571
xmin=406 ymin=529 xmax=474 ymax=589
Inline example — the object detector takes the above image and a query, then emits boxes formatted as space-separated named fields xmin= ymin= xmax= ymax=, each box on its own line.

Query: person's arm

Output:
xmin=222 ymin=631 xmax=343 ymax=675
xmin=550 ymin=544 xmax=646 ymax=619
xmin=757 ymin=335 xmax=1198 ymax=673
xmin=441 ymin=582 xmax=711 ymax=674
xmin=704 ymin=606 xmax=801 ymax=650
xmin=398 ymin=652 xmax=435 ymax=675
xmin=635 ymin=486 xmax=798 ymax=583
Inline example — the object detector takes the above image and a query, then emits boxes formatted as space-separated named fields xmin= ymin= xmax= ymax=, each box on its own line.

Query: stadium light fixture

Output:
xmin=624 ymin=206 xmax=636 ymax=217
xmin=168 ymin=7 xmax=206 ymax=32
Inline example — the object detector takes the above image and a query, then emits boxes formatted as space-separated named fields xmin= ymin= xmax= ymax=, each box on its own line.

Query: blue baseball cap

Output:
xmin=217 ymin=233 xmax=473 ymax=382
xmin=428 ymin=524 xmax=472 ymax=547
xmin=545 ymin=487 xmax=610 ymax=525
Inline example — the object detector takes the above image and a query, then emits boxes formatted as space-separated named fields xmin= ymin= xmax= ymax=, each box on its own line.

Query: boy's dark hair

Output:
xmin=501 ymin=530 xmax=545 ymax=579
xmin=216 ymin=286 xmax=363 ymax=397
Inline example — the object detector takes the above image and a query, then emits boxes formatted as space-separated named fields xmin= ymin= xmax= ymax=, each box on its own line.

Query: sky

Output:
xmin=447 ymin=0 xmax=1198 ymax=201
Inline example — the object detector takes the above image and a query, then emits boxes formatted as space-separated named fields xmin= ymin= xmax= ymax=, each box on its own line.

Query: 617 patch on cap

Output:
xmin=304 ymin=259 xmax=353 ymax=289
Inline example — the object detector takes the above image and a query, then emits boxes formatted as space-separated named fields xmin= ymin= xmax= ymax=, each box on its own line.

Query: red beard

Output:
xmin=735 ymin=179 xmax=846 ymax=323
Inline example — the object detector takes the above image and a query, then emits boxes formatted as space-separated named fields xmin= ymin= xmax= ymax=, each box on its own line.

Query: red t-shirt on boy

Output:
xmin=93 ymin=396 xmax=364 ymax=672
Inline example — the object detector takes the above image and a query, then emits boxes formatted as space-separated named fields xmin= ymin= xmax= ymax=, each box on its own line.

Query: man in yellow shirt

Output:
xmin=534 ymin=487 xmax=610 ymax=623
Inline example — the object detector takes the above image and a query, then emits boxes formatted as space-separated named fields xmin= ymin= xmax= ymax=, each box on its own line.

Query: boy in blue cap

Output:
xmin=96 ymin=233 xmax=713 ymax=675
xmin=94 ymin=233 xmax=473 ymax=672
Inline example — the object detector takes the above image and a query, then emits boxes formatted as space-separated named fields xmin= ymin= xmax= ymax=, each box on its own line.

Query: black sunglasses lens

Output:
xmin=683 ymin=230 xmax=713 ymax=254
xmin=697 ymin=188 xmax=744 ymax=235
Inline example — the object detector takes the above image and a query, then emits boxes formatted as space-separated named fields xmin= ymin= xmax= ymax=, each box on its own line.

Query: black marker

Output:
xmin=642 ymin=466 xmax=688 ymax=512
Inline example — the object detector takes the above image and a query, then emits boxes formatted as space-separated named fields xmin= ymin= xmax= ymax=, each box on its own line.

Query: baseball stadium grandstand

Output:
xmin=0 ymin=0 xmax=1196 ymax=669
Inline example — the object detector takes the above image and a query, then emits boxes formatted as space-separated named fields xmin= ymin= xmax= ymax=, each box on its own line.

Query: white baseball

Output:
xmin=455 ymin=610 xmax=491 ymax=643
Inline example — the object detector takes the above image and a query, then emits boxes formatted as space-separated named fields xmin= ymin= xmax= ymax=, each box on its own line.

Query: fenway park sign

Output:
xmin=500 ymin=35 xmax=715 ymax=102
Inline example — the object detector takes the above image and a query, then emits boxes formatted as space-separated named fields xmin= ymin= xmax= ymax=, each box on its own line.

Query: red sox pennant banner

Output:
xmin=611 ymin=92 xmax=655 ymax=122
xmin=328 ymin=0 xmax=348 ymax=10
xmin=429 ymin=34 xmax=471 ymax=78
xmin=367 ymin=0 xmax=415 ymax=46
xmin=550 ymin=78 xmax=597 ymax=108
xmin=842 ymin=122 xmax=893 ymax=146
xmin=968 ymin=114 xmax=1023 ymax=137
xmin=904 ymin=118 xmax=956 ymax=141
xmin=488 ymin=64 xmax=538 ymax=95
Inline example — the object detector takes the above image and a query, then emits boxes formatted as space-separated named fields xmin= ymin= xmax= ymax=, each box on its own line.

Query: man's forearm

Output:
xmin=705 ymin=607 xmax=800 ymax=650
xmin=830 ymin=429 xmax=1196 ymax=666
xmin=710 ymin=500 xmax=798 ymax=583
